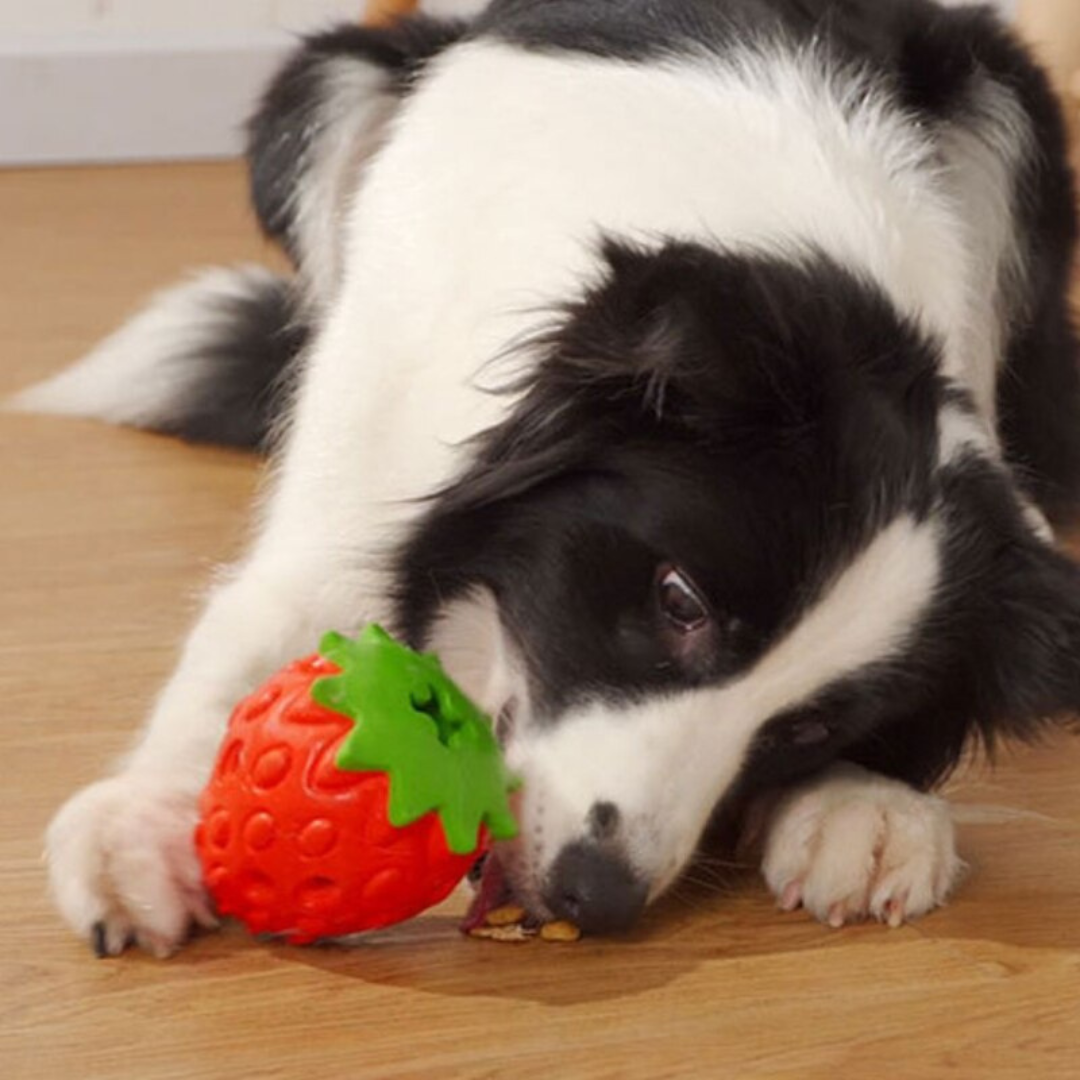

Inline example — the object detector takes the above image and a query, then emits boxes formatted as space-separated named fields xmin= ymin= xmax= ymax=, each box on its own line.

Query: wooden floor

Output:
xmin=1 ymin=163 xmax=1079 ymax=1080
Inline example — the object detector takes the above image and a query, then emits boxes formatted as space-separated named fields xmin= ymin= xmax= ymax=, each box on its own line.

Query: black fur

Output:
xmin=398 ymin=228 xmax=1080 ymax=801
xmin=160 ymin=275 xmax=308 ymax=450
xmin=164 ymin=15 xmax=472 ymax=451
xmin=482 ymin=0 xmax=975 ymax=73
xmin=893 ymin=5 xmax=1080 ymax=523
xmin=741 ymin=454 xmax=1080 ymax=796
xmin=478 ymin=0 xmax=850 ymax=61
xmin=396 ymin=242 xmax=945 ymax=716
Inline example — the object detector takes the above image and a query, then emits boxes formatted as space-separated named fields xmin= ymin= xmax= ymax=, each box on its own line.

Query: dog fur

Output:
xmin=15 ymin=0 xmax=1080 ymax=951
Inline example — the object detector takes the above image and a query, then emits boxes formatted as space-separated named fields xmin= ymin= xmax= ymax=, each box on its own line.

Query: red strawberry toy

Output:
xmin=195 ymin=625 xmax=518 ymax=944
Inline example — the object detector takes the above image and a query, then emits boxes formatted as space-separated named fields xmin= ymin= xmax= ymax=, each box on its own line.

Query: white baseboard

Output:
xmin=0 ymin=32 xmax=295 ymax=166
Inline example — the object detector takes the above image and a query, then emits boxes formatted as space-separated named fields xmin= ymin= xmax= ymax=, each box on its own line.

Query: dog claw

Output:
xmin=883 ymin=896 xmax=907 ymax=928
xmin=827 ymin=903 xmax=847 ymax=929
xmin=91 ymin=921 xmax=109 ymax=958
xmin=778 ymin=881 xmax=802 ymax=911
xmin=190 ymin=896 xmax=220 ymax=931
xmin=137 ymin=933 xmax=176 ymax=960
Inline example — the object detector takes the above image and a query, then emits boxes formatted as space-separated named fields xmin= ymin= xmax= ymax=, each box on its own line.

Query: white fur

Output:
xmin=504 ymin=516 xmax=941 ymax=912
xmin=45 ymin=775 xmax=217 ymax=957
xmin=929 ymin=83 xmax=1050 ymax=541
xmin=937 ymin=405 xmax=1054 ymax=542
xmin=937 ymin=404 xmax=995 ymax=465
xmin=761 ymin=762 xmax=963 ymax=926
xmin=8 ymin=265 xmax=281 ymax=428
xmin=934 ymin=77 xmax=1033 ymax=440
xmin=424 ymin=589 xmax=531 ymax=739
xmin=292 ymin=59 xmax=400 ymax=310
xmin=342 ymin=40 xmax=973 ymax=375
xmin=43 ymin=38 xmax=995 ymax=951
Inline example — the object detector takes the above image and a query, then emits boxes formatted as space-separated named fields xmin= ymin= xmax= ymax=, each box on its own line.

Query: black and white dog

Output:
xmin=19 ymin=0 xmax=1080 ymax=955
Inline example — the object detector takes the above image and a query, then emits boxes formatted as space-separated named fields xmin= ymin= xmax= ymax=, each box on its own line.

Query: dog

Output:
xmin=17 ymin=0 xmax=1080 ymax=956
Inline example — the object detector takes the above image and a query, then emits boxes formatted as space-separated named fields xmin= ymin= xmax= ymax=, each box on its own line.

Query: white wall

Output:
xmin=0 ymin=1 xmax=361 ymax=37
xmin=0 ymin=2 xmax=366 ymax=165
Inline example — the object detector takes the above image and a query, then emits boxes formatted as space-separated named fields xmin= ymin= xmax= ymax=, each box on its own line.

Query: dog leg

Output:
xmin=760 ymin=762 xmax=965 ymax=927
xmin=44 ymin=272 xmax=462 ymax=955
xmin=45 ymin=547 xmax=386 ymax=956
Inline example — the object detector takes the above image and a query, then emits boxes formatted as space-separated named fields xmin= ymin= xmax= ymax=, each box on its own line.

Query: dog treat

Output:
xmin=467 ymin=903 xmax=581 ymax=944
xmin=539 ymin=920 xmax=582 ymax=943
xmin=484 ymin=904 xmax=528 ymax=927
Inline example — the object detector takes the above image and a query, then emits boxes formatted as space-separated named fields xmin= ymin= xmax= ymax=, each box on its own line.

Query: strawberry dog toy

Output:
xmin=195 ymin=624 xmax=518 ymax=943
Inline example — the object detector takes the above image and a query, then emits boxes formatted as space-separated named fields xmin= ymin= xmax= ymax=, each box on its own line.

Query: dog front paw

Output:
xmin=46 ymin=774 xmax=217 ymax=957
xmin=761 ymin=763 xmax=963 ymax=927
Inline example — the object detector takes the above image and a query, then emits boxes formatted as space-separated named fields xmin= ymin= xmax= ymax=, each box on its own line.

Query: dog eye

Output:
xmin=657 ymin=565 xmax=709 ymax=632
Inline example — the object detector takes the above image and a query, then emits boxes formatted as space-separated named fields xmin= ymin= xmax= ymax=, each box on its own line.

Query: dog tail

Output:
xmin=9 ymin=17 xmax=469 ymax=451
xmin=8 ymin=265 xmax=308 ymax=450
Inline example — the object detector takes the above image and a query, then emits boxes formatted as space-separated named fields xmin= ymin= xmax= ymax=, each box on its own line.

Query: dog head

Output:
xmin=395 ymin=239 xmax=1080 ymax=932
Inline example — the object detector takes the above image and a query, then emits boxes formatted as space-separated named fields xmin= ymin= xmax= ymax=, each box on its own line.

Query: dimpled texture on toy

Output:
xmin=195 ymin=625 xmax=518 ymax=944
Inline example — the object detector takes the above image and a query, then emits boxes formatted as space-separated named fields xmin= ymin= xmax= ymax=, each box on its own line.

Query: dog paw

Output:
xmin=761 ymin=763 xmax=963 ymax=928
xmin=46 ymin=774 xmax=217 ymax=957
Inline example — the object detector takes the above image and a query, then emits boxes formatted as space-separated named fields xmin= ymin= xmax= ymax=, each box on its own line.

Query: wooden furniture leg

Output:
xmin=365 ymin=0 xmax=420 ymax=25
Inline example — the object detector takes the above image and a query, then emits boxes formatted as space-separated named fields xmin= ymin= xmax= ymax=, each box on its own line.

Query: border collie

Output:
xmin=18 ymin=0 xmax=1080 ymax=956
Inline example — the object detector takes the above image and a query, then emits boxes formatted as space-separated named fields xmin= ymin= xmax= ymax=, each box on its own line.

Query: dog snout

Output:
xmin=543 ymin=841 xmax=648 ymax=934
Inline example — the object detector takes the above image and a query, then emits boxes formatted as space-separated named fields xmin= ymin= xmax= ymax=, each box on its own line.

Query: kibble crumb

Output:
xmin=468 ymin=923 xmax=536 ymax=943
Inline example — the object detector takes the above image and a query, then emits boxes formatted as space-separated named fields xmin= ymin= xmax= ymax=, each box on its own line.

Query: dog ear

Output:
xmin=548 ymin=238 xmax=809 ymax=425
xmin=439 ymin=238 xmax=938 ymax=513
xmin=430 ymin=242 xmax=722 ymax=514
xmin=547 ymin=238 xmax=940 ymax=440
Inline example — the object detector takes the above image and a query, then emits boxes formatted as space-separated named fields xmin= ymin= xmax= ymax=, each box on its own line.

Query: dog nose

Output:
xmin=544 ymin=842 xmax=648 ymax=934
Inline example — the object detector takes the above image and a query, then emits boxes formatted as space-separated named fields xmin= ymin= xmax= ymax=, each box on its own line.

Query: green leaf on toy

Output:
xmin=311 ymin=625 xmax=519 ymax=854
